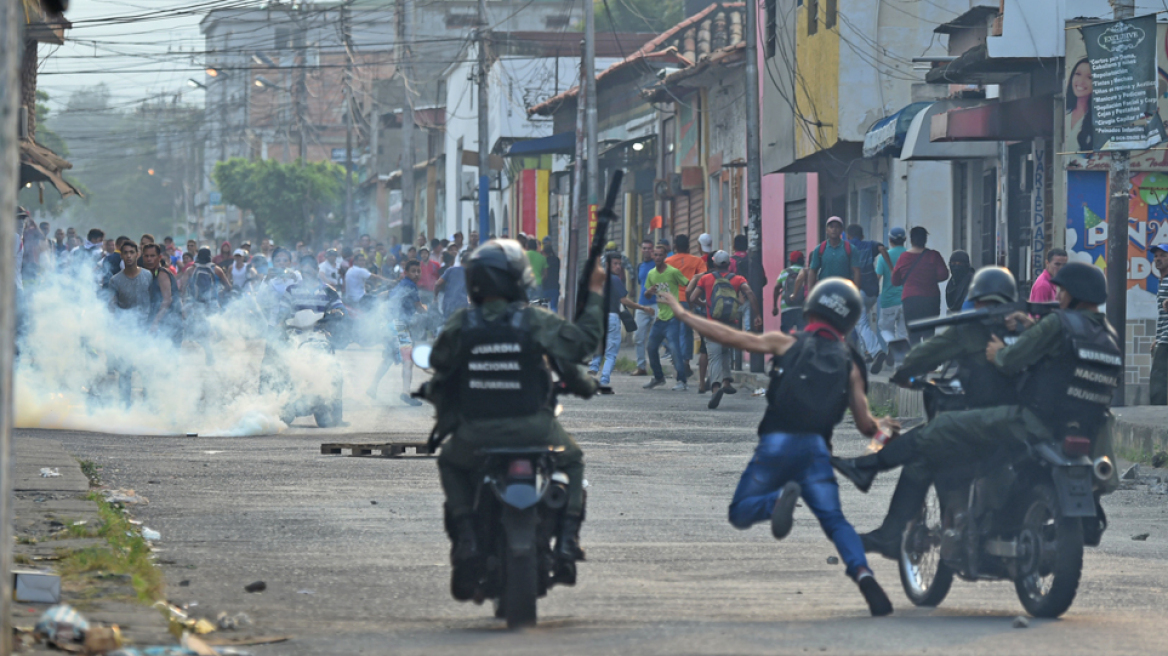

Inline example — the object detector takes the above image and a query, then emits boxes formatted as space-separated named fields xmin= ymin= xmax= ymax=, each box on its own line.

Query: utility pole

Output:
xmin=584 ymin=0 xmax=598 ymax=238
xmin=1 ymin=1 xmax=23 ymax=652
xmin=399 ymin=0 xmax=416 ymax=245
xmin=294 ymin=6 xmax=308 ymax=160
xmin=477 ymin=0 xmax=491 ymax=240
xmin=1108 ymin=0 xmax=1135 ymax=405
xmin=567 ymin=44 xmax=586 ymax=318
xmin=342 ymin=3 xmax=356 ymax=240
xmin=744 ymin=0 xmax=764 ymax=372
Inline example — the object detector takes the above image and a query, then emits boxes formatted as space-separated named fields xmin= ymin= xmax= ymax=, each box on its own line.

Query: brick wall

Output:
xmin=1125 ymin=318 xmax=1155 ymax=405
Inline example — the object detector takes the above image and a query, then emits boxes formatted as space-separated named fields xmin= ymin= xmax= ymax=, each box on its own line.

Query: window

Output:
xmin=826 ymin=0 xmax=837 ymax=30
xmin=807 ymin=0 xmax=818 ymax=36
xmin=765 ymin=0 xmax=777 ymax=58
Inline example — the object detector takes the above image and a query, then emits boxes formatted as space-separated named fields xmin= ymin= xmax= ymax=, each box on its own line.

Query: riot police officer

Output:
xmin=833 ymin=263 xmax=1120 ymax=545
xmin=862 ymin=267 xmax=1024 ymax=558
xmin=422 ymin=240 xmax=606 ymax=600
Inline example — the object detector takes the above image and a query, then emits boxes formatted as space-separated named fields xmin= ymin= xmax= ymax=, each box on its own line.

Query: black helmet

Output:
xmin=1051 ymin=262 xmax=1107 ymax=305
xmin=465 ymin=239 xmax=535 ymax=304
xmin=966 ymin=266 xmax=1017 ymax=305
xmin=803 ymin=278 xmax=862 ymax=334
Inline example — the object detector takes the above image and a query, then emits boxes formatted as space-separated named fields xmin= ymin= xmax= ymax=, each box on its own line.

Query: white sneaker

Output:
xmin=671 ymin=382 xmax=688 ymax=391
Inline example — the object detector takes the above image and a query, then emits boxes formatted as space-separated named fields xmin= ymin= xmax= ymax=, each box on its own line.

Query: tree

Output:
xmin=212 ymin=158 xmax=349 ymax=245
xmin=18 ymin=90 xmax=86 ymax=216
xmin=595 ymin=0 xmax=683 ymax=34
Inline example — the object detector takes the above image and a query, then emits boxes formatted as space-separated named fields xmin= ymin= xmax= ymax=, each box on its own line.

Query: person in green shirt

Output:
xmin=874 ymin=226 xmax=908 ymax=372
xmin=643 ymin=244 xmax=690 ymax=390
xmin=526 ymin=237 xmax=548 ymax=289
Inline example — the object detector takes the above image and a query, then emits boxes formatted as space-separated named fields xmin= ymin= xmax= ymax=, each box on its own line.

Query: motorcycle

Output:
xmin=897 ymin=377 xmax=1111 ymax=618
xmin=411 ymin=346 xmax=585 ymax=629
xmin=261 ymin=309 xmax=345 ymax=428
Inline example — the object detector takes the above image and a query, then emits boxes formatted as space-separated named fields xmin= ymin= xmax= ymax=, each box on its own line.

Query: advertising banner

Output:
xmin=1079 ymin=14 xmax=1166 ymax=151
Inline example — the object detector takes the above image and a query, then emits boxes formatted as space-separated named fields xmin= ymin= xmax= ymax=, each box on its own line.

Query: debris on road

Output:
xmin=1132 ymin=533 xmax=1150 ymax=541
xmin=1122 ymin=464 xmax=1141 ymax=480
xmin=142 ymin=527 xmax=162 ymax=541
xmin=244 ymin=580 xmax=267 ymax=593
xmin=39 ymin=467 xmax=61 ymax=477
xmin=35 ymin=604 xmax=89 ymax=647
xmin=297 ymin=589 xmax=315 ymax=594
xmin=1152 ymin=451 xmax=1168 ymax=469
xmin=103 ymin=488 xmax=149 ymax=505
xmin=826 ymin=556 xmax=839 ymax=565
xmin=216 ymin=611 xmax=254 ymax=630
xmin=85 ymin=625 xmax=125 ymax=653
xmin=1012 ymin=616 xmax=1029 ymax=629
xmin=14 ymin=568 xmax=62 ymax=603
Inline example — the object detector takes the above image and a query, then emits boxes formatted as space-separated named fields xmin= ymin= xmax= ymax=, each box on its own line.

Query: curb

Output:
xmin=1110 ymin=417 xmax=1168 ymax=457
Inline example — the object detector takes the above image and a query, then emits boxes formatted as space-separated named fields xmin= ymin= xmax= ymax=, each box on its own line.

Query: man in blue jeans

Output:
xmin=643 ymin=244 xmax=690 ymax=390
xmin=657 ymin=278 xmax=895 ymax=616
xmin=632 ymin=239 xmax=657 ymax=376
xmin=589 ymin=257 xmax=652 ymax=386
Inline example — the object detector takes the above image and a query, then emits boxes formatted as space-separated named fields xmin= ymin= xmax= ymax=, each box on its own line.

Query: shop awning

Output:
xmin=19 ymin=140 xmax=81 ymax=198
xmin=504 ymin=131 xmax=576 ymax=157
xmin=900 ymin=100 xmax=1001 ymax=160
xmin=930 ymin=96 xmax=1053 ymax=142
xmin=862 ymin=102 xmax=932 ymax=158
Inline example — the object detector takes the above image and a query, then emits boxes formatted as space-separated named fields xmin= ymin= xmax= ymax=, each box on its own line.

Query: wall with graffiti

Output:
xmin=1066 ymin=170 xmax=1168 ymax=319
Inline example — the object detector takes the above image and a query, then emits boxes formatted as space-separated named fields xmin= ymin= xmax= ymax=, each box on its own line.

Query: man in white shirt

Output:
xmin=343 ymin=253 xmax=388 ymax=306
xmin=319 ymin=248 xmax=343 ymax=289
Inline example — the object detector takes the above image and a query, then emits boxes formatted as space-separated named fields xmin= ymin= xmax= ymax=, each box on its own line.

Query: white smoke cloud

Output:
xmin=15 ymin=262 xmax=354 ymax=436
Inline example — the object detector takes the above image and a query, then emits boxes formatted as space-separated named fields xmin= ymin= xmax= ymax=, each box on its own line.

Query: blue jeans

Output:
xmin=728 ymin=432 xmax=868 ymax=579
xmin=647 ymin=316 xmax=686 ymax=382
xmin=634 ymin=308 xmax=654 ymax=371
xmin=679 ymin=301 xmax=695 ymax=363
xmin=590 ymin=313 xmax=622 ymax=384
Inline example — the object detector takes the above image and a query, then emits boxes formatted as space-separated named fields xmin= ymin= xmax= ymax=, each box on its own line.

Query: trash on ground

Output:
xmin=203 ymin=635 xmax=290 ymax=648
xmin=297 ymin=589 xmax=314 ymax=595
xmin=182 ymin=633 xmax=220 ymax=656
xmin=1152 ymin=451 xmax=1168 ymax=469
xmin=1013 ymin=616 xmax=1029 ymax=629
xmin=1122 ymin=464 xmax=1141 ymax=480
xmin=244 ymin=580 xmax=266 ymax=593
xmin=826 ymin=556 xmax=839 ymax=565
xmin=142 ymin=527 xmax=162 ymax=541
xmin=179 ymin=579 xmax=191 ymax=587
xmin=216 ymin=612 xmax=253 ymax=631
xmin=752 ymin=388 xmax=767 ymax=396
xmin=72 ymin=520 xmax=87 ymax=526
xmin=39 ymin=467 xmax=61 ymax=478
xmin=103 ymin=489 xmax=149 ymax=505
xmin=1132 ymin=533 xmax=1150 ymax=541
xmin=35 ymin=604 xmax=89 ymax=648
xmin=15 ymin=568 xmax=62 ymax=603
xmin=108 ymin=647 xmax=202 ymax=656
xmin=85 ymin=625 xmax=125 ymax=653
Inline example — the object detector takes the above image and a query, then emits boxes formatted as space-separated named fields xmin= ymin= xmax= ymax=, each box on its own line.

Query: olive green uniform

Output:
xmin=429 ymin=292 xmax=604 ymax=518
xmin=895 ymin=322 xmax=998 ymax=382
xmin=906 ymin=311 xmax=1117 ymax=493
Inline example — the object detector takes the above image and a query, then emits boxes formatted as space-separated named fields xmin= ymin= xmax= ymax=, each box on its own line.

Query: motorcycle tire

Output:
xmin=899 ymin=484 xmax=954 ymax=607
xmin=503 ymin=546 xmax=538 ymax=629
xmin=1014 ymin=483 xmax=1084 ymax=618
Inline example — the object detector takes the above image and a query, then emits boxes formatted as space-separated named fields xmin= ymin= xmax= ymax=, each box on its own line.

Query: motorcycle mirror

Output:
xmin=411 ymin=344 xmax=432 ymax=370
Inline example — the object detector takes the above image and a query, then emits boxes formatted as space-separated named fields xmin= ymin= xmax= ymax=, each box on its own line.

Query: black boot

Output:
xmin=450 ymin=516 xmax=478 ymax=601
xmin=830 ymin=454 xmax=881 ymax=493
xmin=860 ymin=530 xmax=901 ymax=561
xmin=553 ymin=515 xmax=585 ymax=586
xmin=863 ymin=468 xmax=934 ymax=559
xmin=856 ymin=568 xmax=893 ymax=617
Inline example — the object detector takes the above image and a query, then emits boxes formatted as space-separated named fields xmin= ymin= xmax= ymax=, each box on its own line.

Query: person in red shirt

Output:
xmin=686 ymin=250 xmax=761 ymax=409
xmin=417 ymin=247 xmax=441 ymax=303
xmin=891 ymin=227 xmax=950 ymax=344
xmin=665 ymin=234 xmax=707 ymax=369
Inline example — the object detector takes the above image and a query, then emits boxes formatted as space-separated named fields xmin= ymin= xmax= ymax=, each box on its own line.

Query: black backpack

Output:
xmin=766 ymin=332 xmax=856 ymax=438
xmin=191 ymin=264 xmax=219 ymax=305
xmin=732 ymin=253 xmax=750 ymax=281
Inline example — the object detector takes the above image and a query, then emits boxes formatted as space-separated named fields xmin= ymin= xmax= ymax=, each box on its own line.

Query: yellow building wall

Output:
xmin=794 ymin=2 xmax=840 ymax=160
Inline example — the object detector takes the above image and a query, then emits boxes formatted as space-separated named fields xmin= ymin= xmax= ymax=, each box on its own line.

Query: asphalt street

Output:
xmin=21 ymin=346 xmax=1168 ymax=655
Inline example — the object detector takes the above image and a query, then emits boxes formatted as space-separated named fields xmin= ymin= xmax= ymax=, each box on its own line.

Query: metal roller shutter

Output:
xmin=686 ymin=188 xmax=705 ymax=253
xmin=784 ymin=199 xmax=807 ymax=263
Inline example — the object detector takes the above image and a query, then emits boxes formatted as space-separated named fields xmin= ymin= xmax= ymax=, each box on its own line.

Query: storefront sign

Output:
xmin=1077 ymin=14 xmax=1166 ymax=151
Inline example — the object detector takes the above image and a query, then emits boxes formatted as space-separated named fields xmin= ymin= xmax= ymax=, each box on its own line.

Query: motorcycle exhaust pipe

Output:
xmin=1093 ymin=456 xmax=1114 ymax=482
xmin=544 ymin=483 xmax=568 ymax=509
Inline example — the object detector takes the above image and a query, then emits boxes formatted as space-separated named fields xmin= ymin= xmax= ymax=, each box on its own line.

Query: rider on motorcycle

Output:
xmin=833 ymin=263 xmax=1121 ymax=544
xmin=285 ymin=255 xmax=344 ymax=316
xmin=420 ymin=239 xmax=606 ymax=599
xmin=861 ymin=267 xmax=1025 ymax=558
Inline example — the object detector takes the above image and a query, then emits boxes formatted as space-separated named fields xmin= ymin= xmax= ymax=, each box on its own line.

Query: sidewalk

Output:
xmin=1110 ymin=407 xmax=1168 ymax=459
xmin=11 ymin=435 xmax=173 ymax=652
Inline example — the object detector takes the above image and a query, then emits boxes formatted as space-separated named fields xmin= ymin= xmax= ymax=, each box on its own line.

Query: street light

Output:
xmin=187 ymin=79 xmax=206 ymax=89
xmin=205 ymin=67 xmax=224 ymax=77
xmin=252 ymin=52 xmax=277 ymax=68
xmin=254 ymin=76 xmax=278 ymax=89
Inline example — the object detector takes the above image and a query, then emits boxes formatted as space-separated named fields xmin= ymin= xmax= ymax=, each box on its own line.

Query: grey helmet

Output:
xmin=966 ymin=266 xmax=1018 ymax=305
xmin=1051 ymin=262 xmax=1107 ymax=305
xmin=465 ymin=239 xmax=535 ymax=304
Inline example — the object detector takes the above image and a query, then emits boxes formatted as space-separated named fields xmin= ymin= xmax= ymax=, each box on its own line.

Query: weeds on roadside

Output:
xmin=78 ymin=459 xmax=102 ymax=487
xmin=57 ymin=493 xmax=165 ymax=603
xmin=869 ymin=398 xmax=896 ymax=418
xmin=613 ymin=356 xmax=638 ymax=374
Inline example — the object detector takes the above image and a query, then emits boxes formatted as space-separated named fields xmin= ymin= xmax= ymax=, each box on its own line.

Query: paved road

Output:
xmin=22 ymin=346 xmax=1168 ymax=654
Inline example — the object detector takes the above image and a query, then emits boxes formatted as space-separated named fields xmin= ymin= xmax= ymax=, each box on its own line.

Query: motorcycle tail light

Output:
xmin=1063 ymin=436 xmax=1091 ymax=456
xmin=508 ymin=459 xmax=534 ymax=477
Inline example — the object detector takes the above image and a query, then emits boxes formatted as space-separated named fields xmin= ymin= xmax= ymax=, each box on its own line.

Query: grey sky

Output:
xmin=37 ymin=1 xmax=264 ymax=111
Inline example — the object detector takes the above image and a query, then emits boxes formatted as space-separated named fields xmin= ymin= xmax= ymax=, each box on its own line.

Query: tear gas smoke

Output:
xmin=15 ymin=263 xmax=368 ymax=436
